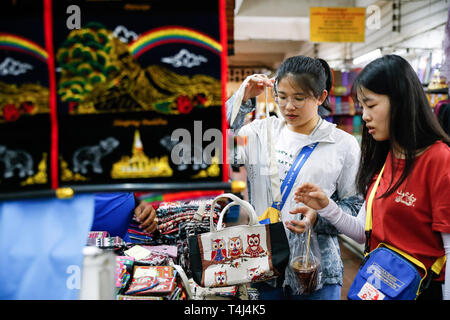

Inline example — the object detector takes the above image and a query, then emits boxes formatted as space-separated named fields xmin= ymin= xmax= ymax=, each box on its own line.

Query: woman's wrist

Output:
xmin=317 ymin=199 xmax=340 ymax=224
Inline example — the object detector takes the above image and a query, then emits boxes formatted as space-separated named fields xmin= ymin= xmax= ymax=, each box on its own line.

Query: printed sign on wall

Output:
xmin=310 ymin=7 xmax=366 ymax=43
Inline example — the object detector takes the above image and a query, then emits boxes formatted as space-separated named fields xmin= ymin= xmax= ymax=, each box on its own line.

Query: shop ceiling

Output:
xmin=230 ymin=0 xmax=449 ymax=70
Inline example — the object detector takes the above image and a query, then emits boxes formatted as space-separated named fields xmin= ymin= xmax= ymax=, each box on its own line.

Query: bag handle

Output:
xmin=209 ymin=193 xmax=259 ymax=232
xmin=172 ymin=264 xmax=193 ymax=300
xmin=265 ymin=86 xmax=283 ymax=206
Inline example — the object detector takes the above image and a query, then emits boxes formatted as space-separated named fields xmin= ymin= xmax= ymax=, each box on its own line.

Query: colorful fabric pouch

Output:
xmin=124 ymin=276 xmax=159 ymax=295
xmin=115 ymin=256 xmax=135 ymax=290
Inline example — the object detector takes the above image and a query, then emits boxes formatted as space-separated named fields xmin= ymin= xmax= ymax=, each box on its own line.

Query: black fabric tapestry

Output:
xmin=53 ymin=0 xmax=226 ymax=188
xmin=0 ymin=0 xmax=228 ymax=197
xmin=0 ymin=1 xmax=52 ymax=193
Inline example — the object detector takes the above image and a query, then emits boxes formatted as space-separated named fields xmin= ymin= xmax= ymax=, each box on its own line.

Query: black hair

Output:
xmin=274 ymin=55 xmax=333 ymax=111
xmin=351 ymin=54 xmax=450 ymax=197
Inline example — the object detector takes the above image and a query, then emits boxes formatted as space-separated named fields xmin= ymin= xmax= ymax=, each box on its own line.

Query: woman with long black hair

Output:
xmin=293 ymin=54 xmax=450 ymax=300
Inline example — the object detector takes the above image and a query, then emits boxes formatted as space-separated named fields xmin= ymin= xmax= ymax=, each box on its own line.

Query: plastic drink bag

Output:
xmin=284 ymin=217 xmax=322 ymax=295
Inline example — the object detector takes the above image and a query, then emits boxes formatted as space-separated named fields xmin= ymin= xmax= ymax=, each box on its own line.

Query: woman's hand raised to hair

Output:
xmin=294 ymin=182 xmax=330 ymax=210
xmin=243 ymin=74 xmax=275 ymax=102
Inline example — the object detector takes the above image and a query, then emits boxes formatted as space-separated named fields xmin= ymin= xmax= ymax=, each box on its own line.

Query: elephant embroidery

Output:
xmin=0 ymin=145 xmax=34 ymax=179
xmin=72 ymin=137 xmax=119 ymax=175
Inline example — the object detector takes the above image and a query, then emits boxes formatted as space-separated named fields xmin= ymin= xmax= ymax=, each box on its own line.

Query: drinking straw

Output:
xmin=305 ymin=224 xmax=312 ymax=268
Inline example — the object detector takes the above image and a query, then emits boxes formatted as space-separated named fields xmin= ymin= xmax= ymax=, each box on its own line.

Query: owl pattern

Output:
xmin=244 ymin=234 xmax=265 ymax=258
xmin=211 ymin=238 xmax=227 ymax=261
xmin=247 ymin=266 xmax=265 ymax=281
xmin=214 ymin=271 xmax=228 ymax=286
xmin=228 ymin=236 xmax=243 ymax=259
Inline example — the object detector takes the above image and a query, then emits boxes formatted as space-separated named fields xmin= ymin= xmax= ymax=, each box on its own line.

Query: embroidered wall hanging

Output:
xmin=0 ymin=0 xmax=228 ymax=197
xmin=0 ymin=0 xmax=52 ymax=193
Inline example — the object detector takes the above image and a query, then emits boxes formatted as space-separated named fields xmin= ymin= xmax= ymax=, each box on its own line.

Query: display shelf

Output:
xmin=424 ymin=88 xmax=448 ymax=94
xmin=0 ymin=181 xmax=234 ymax=201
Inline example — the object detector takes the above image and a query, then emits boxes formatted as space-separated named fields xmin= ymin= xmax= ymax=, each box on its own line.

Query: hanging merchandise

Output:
xmin=0 ymin=0 xmax=229 ymax=198
xmin=154 ymin=199 xmax=222 ymax=244
xmin=188 ymin=193 xmax=290 ymax=288
xmin=0 ymin=0 xmax=52 ymax=193
xmin=52 ymin=0 xmax=227 ymax=189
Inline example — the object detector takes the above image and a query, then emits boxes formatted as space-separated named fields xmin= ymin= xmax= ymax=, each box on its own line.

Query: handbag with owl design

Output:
xmin=188 ymin=193 xmax=290 ymax=288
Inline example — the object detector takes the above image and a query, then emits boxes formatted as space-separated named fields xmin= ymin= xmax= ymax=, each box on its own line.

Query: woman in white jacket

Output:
xmin=227 ymin=55 xmax=363 ymax=300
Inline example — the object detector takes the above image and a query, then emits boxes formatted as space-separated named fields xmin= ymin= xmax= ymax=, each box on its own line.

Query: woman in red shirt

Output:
xmin=289 ymin=55 xmax=450 ymax=300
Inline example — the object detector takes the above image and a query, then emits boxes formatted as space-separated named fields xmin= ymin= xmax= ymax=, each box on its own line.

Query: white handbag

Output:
xmin=188 ymin=193 xmax=290 ymax=288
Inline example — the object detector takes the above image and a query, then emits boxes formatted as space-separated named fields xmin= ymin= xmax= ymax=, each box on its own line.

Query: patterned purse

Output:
xmin=188 ymin=193 xmax=290 ymax=288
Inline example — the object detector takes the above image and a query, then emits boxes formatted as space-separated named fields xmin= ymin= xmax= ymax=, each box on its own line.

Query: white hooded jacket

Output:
xmin=227 ymin=93 xmax=363 ymax=287
xmin=229 ymin=102 xmax=361 ymax=222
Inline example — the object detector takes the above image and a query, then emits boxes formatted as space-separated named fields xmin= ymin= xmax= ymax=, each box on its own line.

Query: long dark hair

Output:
xmin=352 ymin=54 xmax=450 ymax=197
xmin=274 ymin=55 xmax=333 ymax=111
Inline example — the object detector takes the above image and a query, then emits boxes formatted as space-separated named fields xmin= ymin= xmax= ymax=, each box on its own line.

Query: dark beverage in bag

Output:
xmin=291 ymin=256 xmax=320 ymax=294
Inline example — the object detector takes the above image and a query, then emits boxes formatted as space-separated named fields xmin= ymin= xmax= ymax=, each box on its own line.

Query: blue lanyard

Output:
xmin=272 ymin=142 xmax=319 ymax=211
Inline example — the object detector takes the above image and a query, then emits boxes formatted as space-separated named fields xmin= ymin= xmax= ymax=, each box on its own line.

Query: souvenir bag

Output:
xmin=347 ymin=163 xmax=447 ymax=300
xmin=188 ymin=193 xmax=290 ymax=288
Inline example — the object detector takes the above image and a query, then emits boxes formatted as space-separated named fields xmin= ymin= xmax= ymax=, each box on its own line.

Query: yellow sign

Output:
xmin=310 ymin=7 xmax=365 ymax=43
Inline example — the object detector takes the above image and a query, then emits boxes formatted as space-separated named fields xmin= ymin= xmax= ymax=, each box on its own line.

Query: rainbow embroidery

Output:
xmin=129 ymin=26 xmax=222 ymax=58
xmin=0 ymin=33 xmax=48 ymax=62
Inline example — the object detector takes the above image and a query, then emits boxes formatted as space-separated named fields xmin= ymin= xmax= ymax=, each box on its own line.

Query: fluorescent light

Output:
xmin=353 ymin=49 xmax=382 ymax=65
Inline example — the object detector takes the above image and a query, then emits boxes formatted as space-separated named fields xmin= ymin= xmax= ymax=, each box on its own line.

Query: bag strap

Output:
xmin=365 ymin=163 xmax=446 ymax=278
xmin=265 ymin=87 xmax=283 ymax=208
xmin=431 ymin=255 xmax=447 ymax=275
xmin=209 ymin=193 xmax=259 ymax=232
xmin=172 ymin=264 xmax=193 ymax=300
xmin=364 ymin=163 xmax=385 ymax=241
xmin=276 ymin=142 xmax=319 ymax=211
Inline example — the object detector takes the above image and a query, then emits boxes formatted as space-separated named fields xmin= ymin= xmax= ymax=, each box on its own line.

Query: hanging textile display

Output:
xmin=53 ymin=0 xmax=228 ymax=189
xmin=0 ymin=1 xmax=53 ymax=193
xmin=0 ymin=0 xmax=228 ymax=197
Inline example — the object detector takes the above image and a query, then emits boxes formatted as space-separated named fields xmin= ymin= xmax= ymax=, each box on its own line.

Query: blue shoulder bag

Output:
xmin=347 ymin=163 xmax=446 ymax=300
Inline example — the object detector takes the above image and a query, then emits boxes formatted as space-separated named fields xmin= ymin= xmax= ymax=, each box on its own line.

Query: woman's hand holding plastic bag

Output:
xmin=284 ymin=215 xmax=322 ymax=295
xmin=285 ymin=205 xmax=317 ymax=234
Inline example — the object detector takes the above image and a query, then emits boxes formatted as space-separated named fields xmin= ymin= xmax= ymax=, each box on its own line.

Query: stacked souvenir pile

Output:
xmin=87 ymin=231 xmax=126 ymax=250
xmin=115 ymin=245 xmax=186 ymax=300
xmin=125 ymin=199 xmax=222 ymax=246
xmin=85 ymin=198 xmax=229 ymax=300
xmin=85 ymin=198 xmax=253 ymax=300
xmin=155 ymin=199 xmax=222 ymax=244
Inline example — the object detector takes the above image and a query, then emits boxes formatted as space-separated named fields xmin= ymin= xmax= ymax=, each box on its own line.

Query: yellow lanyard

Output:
xmin=365 ymin=163 xmax=386 ymax=233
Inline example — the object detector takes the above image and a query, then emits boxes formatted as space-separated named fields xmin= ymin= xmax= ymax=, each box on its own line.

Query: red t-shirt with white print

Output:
xmin=367 ymin=141 xmax=450 ymax=281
